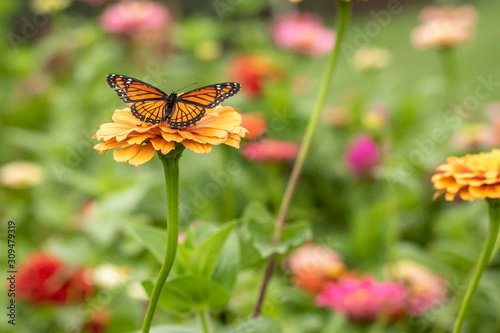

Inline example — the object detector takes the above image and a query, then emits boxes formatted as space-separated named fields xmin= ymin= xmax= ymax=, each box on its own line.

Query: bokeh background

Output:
xmin=2 ymin=0 xmax=500 ymax=332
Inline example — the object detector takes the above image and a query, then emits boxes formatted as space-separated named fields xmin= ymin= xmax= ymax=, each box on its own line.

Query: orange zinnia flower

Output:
xmin=93 ymin=106 xmax=247 ymax=166
xmin=432 ymin=149 xmax=500 ymax=201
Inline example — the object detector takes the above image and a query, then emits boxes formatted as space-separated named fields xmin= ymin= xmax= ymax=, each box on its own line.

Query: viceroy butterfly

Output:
xmin=106 ymin=74 xmax=241 ymax=128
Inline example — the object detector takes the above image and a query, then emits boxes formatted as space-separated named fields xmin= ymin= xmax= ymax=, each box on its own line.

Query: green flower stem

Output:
xmin=452 ymin=198 xmax=500 ymax=333
xmin=252 ymin=0 xmax=351 ymax=317
xmin=272 ymin=0 xmax=351 ymax=242
xmin=198 ymin=309 xmax=211 ymax=333
xmin=141 ymin=147 xmax=184 ymax=333
xmin=439 ymin=46 xmax=460 ymax=103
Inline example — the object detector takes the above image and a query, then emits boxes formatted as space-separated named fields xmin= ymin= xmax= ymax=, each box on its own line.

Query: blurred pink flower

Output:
xmin=362 ymin=103 xmax=389 ymax=131
xmin=411 ymin=5 xmax=477 ymax=49
xmin=100 ymin=1 xmax=171 ymax=35
xmin=323 ymin=106 xmax=350 ymax=127
xmin=452 ymin=124 xmax=496 ymax=150
xmin=243 ymin=139 xmax=300 ymax=162
xmin=387 ymin=260 xmax=447 ymax=316
xmin=344 ymin=134 xmax=380 ymax=176
xmin=284 ymin=243 xmax=346 ymax=294
xmin=273 ymin=13 xmax=335 ymax=56
xmin=316 ymin=276 xmax=406 ymax=322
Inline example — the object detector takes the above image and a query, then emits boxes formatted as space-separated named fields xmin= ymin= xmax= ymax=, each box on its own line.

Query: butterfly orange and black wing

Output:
xmin=167 ymin=82 xmax=241 ymax=128
xmin=106 ymin=74 xmax=168 ymax=124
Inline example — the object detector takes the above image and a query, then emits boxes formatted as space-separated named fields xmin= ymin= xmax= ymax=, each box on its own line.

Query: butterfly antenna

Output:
xmin=163 ymin=80 xmax=175 ymax=93
xmin=175 ymin=81 xmax=199 ymax=93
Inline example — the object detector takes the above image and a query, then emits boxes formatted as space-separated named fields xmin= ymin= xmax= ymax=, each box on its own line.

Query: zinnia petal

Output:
xmin=432 ymin=149 xmax=500 ymax=201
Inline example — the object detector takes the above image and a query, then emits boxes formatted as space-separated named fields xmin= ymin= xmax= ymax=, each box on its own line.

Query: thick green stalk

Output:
xmin=452 ymin=198 xmax=500 ymax=333
xmin=198 ymin=309 xmax=211 ymax=333
xmin=141 ymin=148 xmax=184 ymax=333
xmin=252 ymin=0 xmax=351 ymax=317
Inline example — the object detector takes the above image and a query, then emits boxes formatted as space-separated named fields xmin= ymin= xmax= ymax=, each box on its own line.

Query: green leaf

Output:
xmin=189 ymin=220 xmax=239 ymax=277
xmin=142 ymin=276 xmax=230 ymax=313
xmin=127 ymin=224 xmax=166 ymax=264
xmin=240 ymin=201 xmax=312 ymax=259
xmin=211 ymin=231 xmax=240 ymax=292
xmin=227 ymin=317 xmax=282 ymax=333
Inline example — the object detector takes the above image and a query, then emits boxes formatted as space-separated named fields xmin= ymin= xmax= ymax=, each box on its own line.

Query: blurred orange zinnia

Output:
xmin=432 ymin=149 xmax=500 ymax=201
xmin=93 ymin=106 xmax=247 ymax=166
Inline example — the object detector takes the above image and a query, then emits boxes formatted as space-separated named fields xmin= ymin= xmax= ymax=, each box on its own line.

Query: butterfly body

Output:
xmin=106 ymin=74 xmax=241 ymax=128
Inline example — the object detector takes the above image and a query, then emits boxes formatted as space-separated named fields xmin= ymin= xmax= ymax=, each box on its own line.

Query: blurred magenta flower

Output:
xmin=411 ymin=5 xmax=477 ymax=49
xmin=243 ymin=139 xmax=300 ymax=162
xmin=344 ymin=134 xmax=380 ymax=177
xmin=228 ymin=55 xmax=282 ymax=99
xmin=273 ymin=13 xmax=335 ymax=56
xmin=284 ymin=243 xmax=346 ymax=294
xmin=16 ymin=253 xmax=93 ymax=305
xmin=241 ymin=112 xmax=267 ymax=139
xmin=316 ymin=276 xmax=405 ymax=322
xmin=387 ymin=260 xmax=447 ymax=316
xmin=100 ymin=1 xmax=171 ymax=36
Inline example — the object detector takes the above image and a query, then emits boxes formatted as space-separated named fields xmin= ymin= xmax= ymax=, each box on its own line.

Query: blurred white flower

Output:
xmin=411 ymin=6 xmax=478 ymax=49
xmin=0 ymin=161 xmax=45 ymax=189
xmin=93 ymin=263 xmax=129 ymax=289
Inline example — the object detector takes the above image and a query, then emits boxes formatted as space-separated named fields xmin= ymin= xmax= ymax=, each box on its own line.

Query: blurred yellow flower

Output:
xmin=352 ymin=47 xmax=392 ymax=71
xmin=93 ymin=106 xmax=247 ymax=166
xmin=31 ymin=0 xmax=70 ymax=14
xmin=0 ymin=161 xmax=45 ymax=189
xmin=432 ymin=149 xmax=500 ymax=201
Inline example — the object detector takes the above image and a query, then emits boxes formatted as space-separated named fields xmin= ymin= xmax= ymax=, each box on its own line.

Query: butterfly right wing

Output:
xmin=167 ymin=102 xmax=205 ymax=128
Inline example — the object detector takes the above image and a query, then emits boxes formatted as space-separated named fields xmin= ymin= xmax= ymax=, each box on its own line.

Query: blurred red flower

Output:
xmin=273 ymin=13 xmax=335 ymax=56
xmin=100 ymin=1 xmax=171 ymax=36
xmin=242 ymin=139 xmax=299 ymax=162
xmin=84 ymin=307 xmax=110 ymax=333
xmin=316 ymin=275 xmax=406 ymax=322
xmin=240 ymin=112 xmax=267 ymax=139
xmin=16 ymin=253 xmax=93 ymax=304
xmin=228 ymin=55 xmax=282 ymax=99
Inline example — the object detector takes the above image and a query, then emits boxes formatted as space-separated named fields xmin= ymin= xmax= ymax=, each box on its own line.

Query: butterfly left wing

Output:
xmin=177 ymin=82 xmax=241 ymax=108
xmin=131 ymin=100 xmax=167 ymax=124
xmin=106 ymin=74 xmax=168 ymax=103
